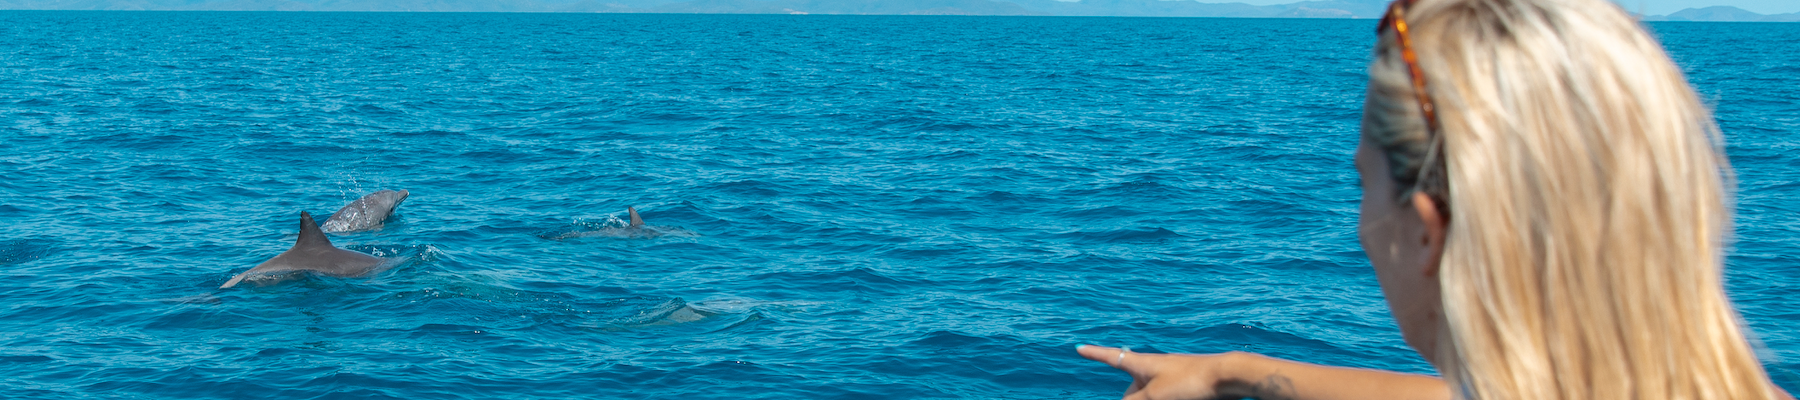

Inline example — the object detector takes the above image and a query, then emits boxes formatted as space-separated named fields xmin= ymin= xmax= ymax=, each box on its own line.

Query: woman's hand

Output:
xmin=1076 ymin=345 xmax=1448 ymax=400
xmin=1077 ymin=345 xmax=1285 ymax=400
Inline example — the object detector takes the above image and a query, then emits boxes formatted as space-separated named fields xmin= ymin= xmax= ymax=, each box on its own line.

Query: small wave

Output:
xmin=340 ymin=243 xmax=428 ymax=260
xmin=750 ymin=267 xmax=914 ymax=294
xmin=1761 ymin=65 xmax=1800 ymax=75
xmin=0 ymin=355 xmax=53 ymax=363
xmin=909 ymin=330 xmax=998 ymax=348
xmin=0 ymin=238 xmax=58 ymax=265
xmin=345 ymin=103 xmax=402 ymax=116
xmin=1046 ymin=227 xmax=1186 ymax=244
xmin=700 ymin=179 xmax=793 ymax=197
xmin=974 ymin=190 xmax=1045 ymax=205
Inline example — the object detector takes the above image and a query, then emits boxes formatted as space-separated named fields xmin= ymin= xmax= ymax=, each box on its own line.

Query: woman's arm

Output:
xmin=1076 ymin=345 xmax=1450 ymax=400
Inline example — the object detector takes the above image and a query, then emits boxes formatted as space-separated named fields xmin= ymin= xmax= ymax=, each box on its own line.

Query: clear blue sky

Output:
xmin=1198 ymin=0 xmax=1797 ymax=15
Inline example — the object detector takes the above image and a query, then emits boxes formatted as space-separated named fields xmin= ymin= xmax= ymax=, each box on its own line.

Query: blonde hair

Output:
xmin=1362 ymin=0 xmax=1783 ymax=399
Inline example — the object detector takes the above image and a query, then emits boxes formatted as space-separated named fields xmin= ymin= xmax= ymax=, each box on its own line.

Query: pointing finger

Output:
xmin=1077 ymin=344 xmax=1118 ymax=367
xmin=1077 ymin=345 xmax=1138 ymax=370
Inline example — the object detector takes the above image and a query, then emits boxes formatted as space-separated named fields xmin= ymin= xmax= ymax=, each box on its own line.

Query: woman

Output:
xmin=1076 ymin=0 xmax=1794 ymax=398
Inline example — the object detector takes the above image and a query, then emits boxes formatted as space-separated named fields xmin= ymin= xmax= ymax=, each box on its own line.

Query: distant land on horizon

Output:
xmin=2 ymin=0 xmax=1796 ymax=21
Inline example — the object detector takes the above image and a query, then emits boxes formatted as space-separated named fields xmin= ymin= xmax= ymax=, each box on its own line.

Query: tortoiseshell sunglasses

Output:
xmin=1376 ymin=0 xmax=1441 ymax=137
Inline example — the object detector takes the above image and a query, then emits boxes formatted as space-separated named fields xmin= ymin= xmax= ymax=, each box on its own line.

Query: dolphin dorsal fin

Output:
xmin=628 ymin=207 xmax=644 ymax=228
xmin=295 ymin=211 xmax=335 ymax=249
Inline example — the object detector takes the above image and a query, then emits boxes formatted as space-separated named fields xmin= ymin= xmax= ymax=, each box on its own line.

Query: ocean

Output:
xmin=1 ymin=11 xmax=1795 ymax=398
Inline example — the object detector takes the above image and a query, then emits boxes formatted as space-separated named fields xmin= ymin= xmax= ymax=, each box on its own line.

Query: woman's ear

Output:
xmin=1411 ymin=191 xmax=1448 ymax=278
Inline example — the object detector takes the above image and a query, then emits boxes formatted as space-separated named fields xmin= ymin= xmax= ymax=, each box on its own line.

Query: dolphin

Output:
xmin=585 ymin=207 xmax=661 ymax=238
xmin=321 ymin=189 xmax=409 ymax=233
xmin=605 ymin=206 xmax=672 ymax=238
xmin=536 ymin=207 xmax=696 ymax=240
xmin=221 ymin=211 xmax=390 ymax=289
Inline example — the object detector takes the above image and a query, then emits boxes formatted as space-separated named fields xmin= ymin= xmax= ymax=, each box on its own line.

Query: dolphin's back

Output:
xmin=321 ymin=190 xmax=408 ymax=233
xmin=221 ymin=211 xmax=387 ymax=289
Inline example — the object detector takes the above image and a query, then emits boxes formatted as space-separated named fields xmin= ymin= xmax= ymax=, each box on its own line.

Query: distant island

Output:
xmin=2 ymin=0 xmax=1795 ymax=21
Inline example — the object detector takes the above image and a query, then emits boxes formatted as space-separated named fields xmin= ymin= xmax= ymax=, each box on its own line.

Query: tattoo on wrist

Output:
xmin=1219 ymin=373 xmax=1296 ymax=400
xmin=1247 ymin=374 xmax=1296 ymax=400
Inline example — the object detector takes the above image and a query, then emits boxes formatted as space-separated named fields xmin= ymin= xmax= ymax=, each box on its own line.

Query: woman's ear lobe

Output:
xmin=1411 ymin=191 xmax=1448 ymax=278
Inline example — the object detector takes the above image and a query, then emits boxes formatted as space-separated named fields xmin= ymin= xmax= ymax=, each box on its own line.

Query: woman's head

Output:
xmin=1357 ymin=0 xmax=1781 ymax=398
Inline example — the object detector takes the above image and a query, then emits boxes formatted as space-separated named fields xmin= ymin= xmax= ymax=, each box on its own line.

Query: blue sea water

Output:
xmin=0 ymin=11 xmax=1796 ymax=398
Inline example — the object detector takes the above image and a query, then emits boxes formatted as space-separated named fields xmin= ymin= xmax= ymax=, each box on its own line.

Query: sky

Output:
xmin=1196 ymin=0 xmax=1799 ymax=15
xmin=1608 ymin=0 xmax=1800 ymax=15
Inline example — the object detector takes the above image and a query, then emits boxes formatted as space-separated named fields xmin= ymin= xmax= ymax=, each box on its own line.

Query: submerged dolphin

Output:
xmin=321 ymin=189 xmax=409 ymax=233
xmin=536 ymin=207 xmax=695 ymax=240
xmin=582 ymin=207 xmax=661 ymax=238
xmin=608 ymin=206 xmax=667 ymax=238
xmin=221 ymin=211 xmax=390 ymax=289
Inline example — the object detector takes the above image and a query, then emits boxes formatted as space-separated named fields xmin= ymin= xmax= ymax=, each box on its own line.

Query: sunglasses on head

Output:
xmin=1377 ymin=0 xmax=1442 ymax=138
